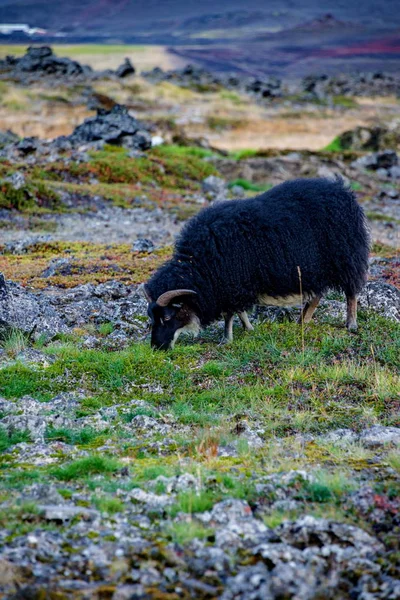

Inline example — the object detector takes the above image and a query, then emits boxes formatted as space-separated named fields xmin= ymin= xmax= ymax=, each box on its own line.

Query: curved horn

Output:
xmin=137 ymin=283 xmax=152 ymax=302
xmin=156 ymin=289 xmax=197 ymax=307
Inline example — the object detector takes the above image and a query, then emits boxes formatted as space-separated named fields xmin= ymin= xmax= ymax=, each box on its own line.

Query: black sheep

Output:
xmin=141 ymin=178 xmax=369 ymax=350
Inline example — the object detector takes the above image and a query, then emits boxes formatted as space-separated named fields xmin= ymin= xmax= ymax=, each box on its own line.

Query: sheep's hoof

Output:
xmin=346 ymin=321 xmax=358 ymax=333
xmin=220 ymin=337 xmax=232 ymax=345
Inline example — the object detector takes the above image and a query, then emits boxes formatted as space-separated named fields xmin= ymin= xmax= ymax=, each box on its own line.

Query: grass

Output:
xmin=332 ymin=96 xmax=358 ymax=109
xmin=229 ymin=148 xmax=259 ymax=160
xmin=93 ymin=495 xmax=125 ymax=514
xmin=323 ymin=136 xmax=344 ymax=152
xmin=366 ymin=212 xmax=400 ymax=224
xmin=0 ymin=426 xmax=31 ymax=452
xmin=49 ymin=145 xmax=218 ymax=191
xmin=166 ymin=521 xmax=214 ymax=545
xmin=228 ymin=178 xmax=273 ymax=193
xmin=45 ymin=426 xmax=106 ymax=447
xmin=51 ymin=456 xmax=122 ymax=481
xmin=0 ymin=312 xmax=398 ymax=438
xmin=0 ymin=179 xmax=62 ymax=212
xmin=206 ymin=116 xmax=246 ymax=131
xmin=0 ymin=328 xmax=28 ymax=357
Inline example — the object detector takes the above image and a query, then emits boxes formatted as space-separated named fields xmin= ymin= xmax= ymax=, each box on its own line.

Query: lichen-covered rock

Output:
xmin=2 ymin=235 xmax=53 ymax=255
xmin=275 ymin=516 xmax=384 ymax=555
xmin=0 ymin=274 xmax=68 ymax=338
xmin=358 ymin=281 xmax=400 ymax=321
xmin=132 ymin=238 xmax=155 ymax=253
xmin=359 ymin=426 xmax=400 ymax=448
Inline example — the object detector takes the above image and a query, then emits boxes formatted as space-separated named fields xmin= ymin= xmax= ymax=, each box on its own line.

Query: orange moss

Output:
xmin=0 ymin=241 xmax=172 ymax=289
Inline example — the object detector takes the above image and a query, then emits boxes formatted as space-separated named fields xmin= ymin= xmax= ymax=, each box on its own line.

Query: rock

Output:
xmin=41 ymin=257 xmax=72 ymax=278
xmin=221 ymin=562 xmax=273 ymax=600
xmin=0 ymin=393 xmax=80 ymax=442
xmin=0 ymin=129 xmax=19 ymax=149
xmin=127 ymin=415 xmax=171 ymax=437
xmin=352 ymin=150 xmax=398 ymax=172
xmin=231 ymin=420 xmax=264 ymax=448
xmin=337 ymin=125 xmax=400 ymax=152
xmin=150 ymin=473 xmax=200 ymax=494
xmin=359 ymin=426 xmax=400 ymax=448
xmin=358 ymin=281 xmax=400 ymax=321
xmin=5 ymin=171 xmax=26 ymax=190
xmin=276 ymin=515 xmax=384 ymax=555
xmin=129 ymin=488 xmax=173 ymax=508
xmin=0 ymin=558 xmax=29 ymax=589
xmin=202 ymin=175 xmax=226 ymax=198
xmin=151 ymin=135 xmax=164 ymax=147
xmin=319 ymin=428 xmax=358 ymax=445
xmin=132 ymin=238 xmax=155 ymax=253
xmin=38 ymin=504 xmax=99 ymax=522
xmin=16 ymin=136 xmax=39 ymax=155
xmin=207 ymin=499 xmax=254 ymax=525
xmin=2 ymin=235 xmax=52 ymax=255
xmin=26 ymin=484 xmax=66 ymax=505
xmin=389 ymin=165 xmax=400 ymax=178
xmin=0 ymin=275 xmax=68 ymax=338
xmin=69 ymin=104 xmax=151 ymax=150
xmin=116 ymin=58 xmax=135 ymax=78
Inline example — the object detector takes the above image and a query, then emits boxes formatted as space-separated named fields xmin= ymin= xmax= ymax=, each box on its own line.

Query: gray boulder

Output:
xmin=358 ymin=281 xmax=400 ymax=321
xmin=0 ymin=273 xmax=68 ymax=339
xmin=359 ymin=426 xmax=400 ymax=448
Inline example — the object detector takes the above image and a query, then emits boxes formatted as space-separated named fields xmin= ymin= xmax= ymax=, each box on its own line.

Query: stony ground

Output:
xmin=0 ymin=47 xmax=399 ymax=599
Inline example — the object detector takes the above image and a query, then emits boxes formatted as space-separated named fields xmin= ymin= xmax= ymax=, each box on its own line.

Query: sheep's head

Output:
xmin=140 ymin=286 xmax=199 ymax=350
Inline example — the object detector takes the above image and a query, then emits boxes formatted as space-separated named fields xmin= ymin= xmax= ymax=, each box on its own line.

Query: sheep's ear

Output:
xmin=137 ymin=283 xmax=152 ymax=302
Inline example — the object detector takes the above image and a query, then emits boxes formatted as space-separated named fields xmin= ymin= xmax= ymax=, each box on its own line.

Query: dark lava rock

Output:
xmin=68 ymin=104 xmax=151 ymax=149
xmin=116 ymin=58 xmax=135 ymax=78
xmin=302 ymin=71 xmax=400 ymax=98
xmin=0 ymin=46 xmax=138 ymax=85
xmin=0 ymin=46 xmax=92 ymax=83
xmin=142 ymin=64 xmax=283 ymax=101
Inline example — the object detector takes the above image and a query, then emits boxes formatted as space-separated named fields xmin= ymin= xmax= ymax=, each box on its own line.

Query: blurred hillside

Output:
xmin=0 ymin=2 xmax=399 ymax=75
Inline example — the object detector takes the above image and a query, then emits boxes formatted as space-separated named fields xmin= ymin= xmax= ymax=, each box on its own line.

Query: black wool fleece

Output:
xmin=146 ymin=178 xmax=370 ymax=325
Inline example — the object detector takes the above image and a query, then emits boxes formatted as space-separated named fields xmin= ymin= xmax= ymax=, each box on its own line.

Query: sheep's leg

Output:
xmin=298 ymin=295 xmax=321 ymax=324
xmin=223 ymin=313 xmax=234 ymax=343
xmin=238 ymin=311 xmax=254 ymax=332
xmin=346 ymin=295 xmax=358 ymax=332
